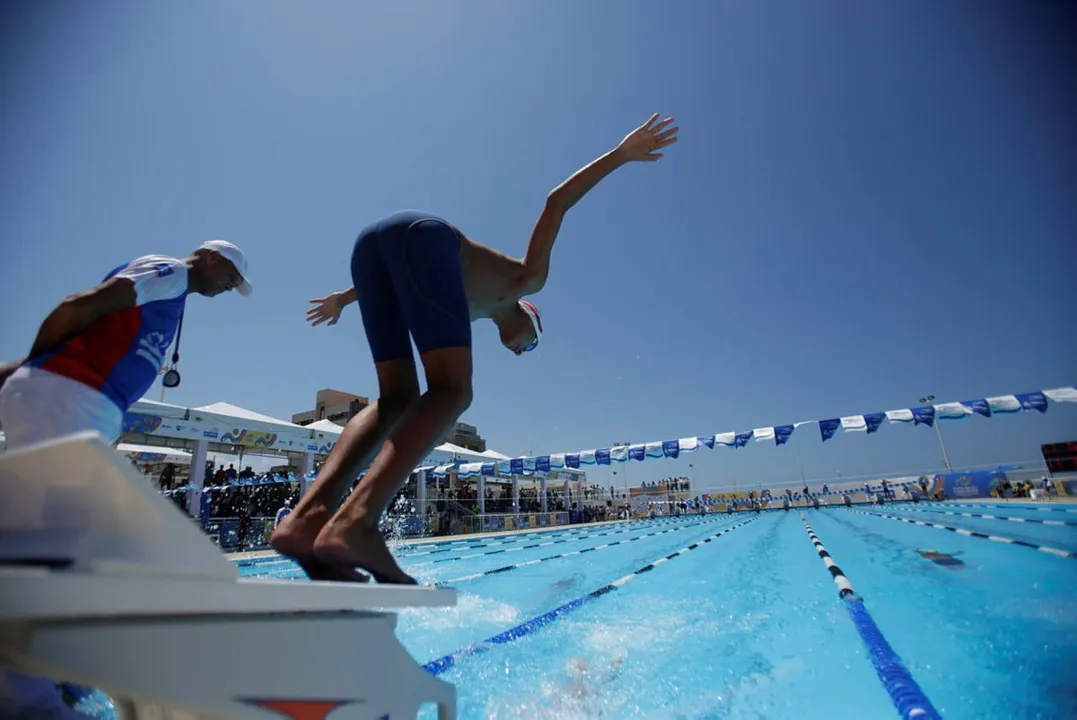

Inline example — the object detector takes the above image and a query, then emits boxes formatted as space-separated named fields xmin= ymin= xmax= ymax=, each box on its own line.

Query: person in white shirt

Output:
xmin=0 ymin=241 xmax=251 ymax=450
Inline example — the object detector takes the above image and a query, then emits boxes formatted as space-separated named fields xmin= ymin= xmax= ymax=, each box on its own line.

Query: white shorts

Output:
xmin=0 ymin=366 xmax=123 ymax=451
xmin=0 ymin=367 xmax=124 ymax=712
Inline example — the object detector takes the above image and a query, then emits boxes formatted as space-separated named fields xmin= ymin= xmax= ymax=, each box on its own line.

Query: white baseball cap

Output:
xmin=199 ymin=240 xmax=253 ymax=296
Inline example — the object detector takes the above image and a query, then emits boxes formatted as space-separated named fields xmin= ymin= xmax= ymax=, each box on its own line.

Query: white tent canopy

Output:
xmin=122 ymin=396 xmax=515 ymax=471
xmin=118 ymin=443 xmax=193 ymax=465
xmin=435 ymin=442 xmax=490 ymax=462
xmin=306 ymin=419 xmax=346 ymax=433
xmin=192 ymin=402 xmax=308 ymax=430
xmin=297 ymin=418 xmax=508 ymax=464
xmin=130 ymin=398 xmax=188 ymax=419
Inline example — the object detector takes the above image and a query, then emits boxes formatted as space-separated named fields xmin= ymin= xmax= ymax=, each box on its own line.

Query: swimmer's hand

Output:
xmin=306 ymin=289 xmax=355 ymax=327
xmin=616 ymin=113 xmax=679 ymax=162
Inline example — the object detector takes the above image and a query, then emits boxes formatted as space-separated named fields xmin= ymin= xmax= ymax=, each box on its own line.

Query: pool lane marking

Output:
xmin=802 ymin=516 xmax=855 ymax=598
xmin=421 ymin=516 xmax=759 ymax=677
xmin=238 ymin=515 xmax=716 ymax=575
xmin=932 ymin=501 xmax=1077 ymax=514
xmin=241 ymin=521 xmax=646 ymax=577
xmin=888 ymin=505 xmax=1077 ymax=526
xmin=234 ymin=519 xmax=640 ymax=568
xmin=405 ymin=513 xmax=698 ymax=554
xmin=427 ymin=515 xmax=709 ymax=562
xmin=847 ymin=509 xmax=1077 ymax=559
xmin=801 ymin=516 xmax=941 ymax=720
xmin=409 ymin=517 xmax=678 ymax=557
xmin=438 ymin=514 xmax=733 ymax=584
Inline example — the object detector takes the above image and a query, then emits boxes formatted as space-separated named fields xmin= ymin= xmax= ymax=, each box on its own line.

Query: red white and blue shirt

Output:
xmin=27 ymin=256 xmax=189 ymax=411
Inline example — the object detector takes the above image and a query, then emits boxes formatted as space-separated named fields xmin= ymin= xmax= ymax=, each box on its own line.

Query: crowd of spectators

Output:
xmin=639 ymin=476 xmax=691 ymax=493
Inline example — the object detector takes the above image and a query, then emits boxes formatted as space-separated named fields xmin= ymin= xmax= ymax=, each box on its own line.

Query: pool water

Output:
xmin=234 ymin=503 xmax=1077 ymax=719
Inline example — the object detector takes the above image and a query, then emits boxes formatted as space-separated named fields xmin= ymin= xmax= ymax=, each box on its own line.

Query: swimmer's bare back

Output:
xmin=454 ymin=232 xmax=532 ymax=320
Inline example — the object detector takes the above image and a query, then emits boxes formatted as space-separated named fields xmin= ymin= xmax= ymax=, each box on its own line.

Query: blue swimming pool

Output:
xmin=232 ymin=503 xmax=1077 ymax=719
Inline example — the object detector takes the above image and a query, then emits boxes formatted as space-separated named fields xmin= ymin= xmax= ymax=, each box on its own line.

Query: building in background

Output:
xmin=291 ymin=389 xmax=487 ymax=451
xmin=447 ymin=422 xmax=486 ymax=452
xmin=292 ymin=389 xmax=369 ymax=427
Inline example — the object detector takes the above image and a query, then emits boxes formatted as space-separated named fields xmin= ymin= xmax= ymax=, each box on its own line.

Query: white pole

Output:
xmin=934 ymin=422 xmax=953 ymax=472
xmin=919 ymin=395 xmax=954 ymax=473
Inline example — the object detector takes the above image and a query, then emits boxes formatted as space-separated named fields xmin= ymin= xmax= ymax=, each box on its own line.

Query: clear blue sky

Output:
xmin=2 ymin=1 xmax=1075 ymax=489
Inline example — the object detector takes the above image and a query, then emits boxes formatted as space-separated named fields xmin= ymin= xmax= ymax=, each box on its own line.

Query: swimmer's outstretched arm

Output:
xmin=522 ymin=113 xmax=679 ymax=293
xmin=307 ymin=287 xmax=356 ymax=327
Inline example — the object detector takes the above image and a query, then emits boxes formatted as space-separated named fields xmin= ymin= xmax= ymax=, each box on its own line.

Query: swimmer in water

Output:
xmin=550 ymin=572 xmax=586 ymax=595
xmin=271 ymin=114 xmax=680 ymax=584
xmin=523 ymin=656 xmax=627 ymax=717
xmin=916 ymin=549 xmax=965 ymax=569
xmin=563 ymin=656 xmax=626 ymax=699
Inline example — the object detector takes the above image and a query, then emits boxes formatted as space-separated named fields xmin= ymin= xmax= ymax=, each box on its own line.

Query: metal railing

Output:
xmin=203 ymin=516 xmax=276 ymax=551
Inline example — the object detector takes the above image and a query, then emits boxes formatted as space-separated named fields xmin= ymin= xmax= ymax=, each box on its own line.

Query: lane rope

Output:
xmin=438 ymin=514 xmax=732 ymax=584
xmin=801 ymin=515 xmax=941 ymax=720
xmin=236 ymin=515 xmax=712 ymax=574
xmin=428 ymin=515 xmax=707 ymax=563
xmin=931 ymin=501 xmax=1077 ymax=514
xmin=886 ymin=505 xmax=1077 ymax=526
xmin=402 ymin=518 xmax=657 ymax=556
xmin=233 ymin=514 xmax=689 ymax=568
xmin=234 ymin=519 xmax=638 ymax=568
xmin=846 ymin=509 xmax=1077 ymax=559
xmin=422 ymin=516 xmax=759 ymax=676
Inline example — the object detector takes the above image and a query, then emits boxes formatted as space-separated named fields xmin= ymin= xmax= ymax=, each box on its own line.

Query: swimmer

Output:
xmin=517 ymin=655 xmax=626 ymax=717
xmin=272 ymin=114 xmax=679 ymax=584
xmin=550 ymin=572 xmax=586 ymax=594
xmin=916 ymin=549 xmax=965 ymax=568
xmin=562 ymin=656 xmax=626 ymax=700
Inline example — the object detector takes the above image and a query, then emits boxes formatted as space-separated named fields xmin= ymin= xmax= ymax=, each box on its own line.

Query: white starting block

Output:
xmin=0 ymin=432 xmax=457 ymax=719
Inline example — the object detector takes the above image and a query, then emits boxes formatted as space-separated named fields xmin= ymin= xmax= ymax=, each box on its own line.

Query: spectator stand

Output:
xmin=120 ymin=398 xmax=330 ymax=523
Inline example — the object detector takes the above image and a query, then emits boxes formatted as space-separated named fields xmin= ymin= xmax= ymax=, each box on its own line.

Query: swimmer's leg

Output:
xmin=272 ymin=370 xmax=417 ymax=582
xmin=271 ymin=229 xmax=419 ymax=582
xmin=271 ymin=361 xmax=417 ymax=581
xmin=314 ymin=349 xmax=472 ymax=584
xmin=313 ymin=219 xmax=472 ymax=585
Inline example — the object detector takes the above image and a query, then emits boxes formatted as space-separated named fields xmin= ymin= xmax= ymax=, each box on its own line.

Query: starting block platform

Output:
xmin=0 ymin=432 xmax=457 ymax=719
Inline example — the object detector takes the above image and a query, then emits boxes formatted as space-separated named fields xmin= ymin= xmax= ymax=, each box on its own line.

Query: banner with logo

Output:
xmin=936 ymin=470 xmax=1005 ymax=499
xmin=121 ymin=412 xmax=314 ymax=451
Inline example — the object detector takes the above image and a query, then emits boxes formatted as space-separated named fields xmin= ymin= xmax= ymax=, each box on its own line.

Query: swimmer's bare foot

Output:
xmin=313 ymin=523 xmax=417 ymax=585
xmin=270 ymin=509 xmax=369 ymax=583
xmin=269 ymin=507 xmax=327 ymax=558
xmin=295 ymin=557 xmax=371 ymax=583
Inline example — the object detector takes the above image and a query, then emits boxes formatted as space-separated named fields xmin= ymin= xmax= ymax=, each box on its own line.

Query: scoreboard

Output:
xmin=1041 ymin=441 xmax=1077 ymax=474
